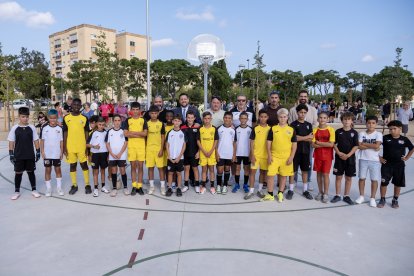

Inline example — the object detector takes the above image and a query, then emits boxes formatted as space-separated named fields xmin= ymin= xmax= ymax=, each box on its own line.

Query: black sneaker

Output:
xmin=85 ymin=185 xmax=92 ymax=194
xmin=131 ymin=187 xmax=137 ymax=196
xmin=166 ymin=188 xmax=173 ymax=197
xmin=377 ymin=198 xmax=386 ymax=208
xmin=137 ymin=187 xmax=144 ymax=195
xmin=343 ymin=196 xmax=354 ymax=205
xmin=69 ymin=185 xmax=78 ymax=195
xmin=303 ymin=191 xmax=313 ymax=200
xmin=286 ymin=190 xmax=294 ymax=200
xmin=330 ymin=195 xmax=341 ymax=203
xmin=391 ymin=199 xmax=399 ymax=209
xmin=176 ymin=188 xmax=182 ymax=197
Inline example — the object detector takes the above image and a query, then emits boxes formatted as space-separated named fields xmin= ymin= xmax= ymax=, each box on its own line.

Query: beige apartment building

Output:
xmin=49 ymin=24 xmax=148 ymax=103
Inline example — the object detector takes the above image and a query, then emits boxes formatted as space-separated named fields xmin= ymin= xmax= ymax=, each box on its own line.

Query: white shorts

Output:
xmin=358 ymin=159 xmax=381 ymax=182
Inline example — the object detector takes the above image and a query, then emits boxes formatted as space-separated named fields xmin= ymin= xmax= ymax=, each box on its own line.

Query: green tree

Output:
xmin=270 ymin=70 xmax=304 ymax=104
xmin=209 ymin=60 xmax=232 ymax=101
xmin=125 ymin=57 xmax=147 ymax=101
xmin=304 ymin=70 xmax=340 ymax=99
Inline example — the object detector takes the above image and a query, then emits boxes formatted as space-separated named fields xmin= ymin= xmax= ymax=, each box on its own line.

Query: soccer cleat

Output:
xmin=148 ymin=186 xmax=155 ymax=195
xmin=176 ymin=188 xmax=182 ymax=197
xmin=93 ymin=188 xmax=99 ymax=197
xmin=11 ymin=192 xmax=21 ymax=200
xmin=110 ymin=189 xmax=117 ymax=197
xmin=195 ymin=186 xmax=200 ymax=193
xmin=216 ymin=185 xmax=222 ymax=194
xmin=160 ymin=186 xmax=166 ymax=196
xmin=286 ymin=190 xmax=294 ymax=200
xmin=277 ymin=192 xmax=284 ymax=203
xmin=377 ymin=198 xmax=386 ymax=208
xmin=45 ymin=189 xmax=52 ymax=197
xmin=244 ymin=192 xmax=254 ymax=200
xmin=260 ymin=194 xmax=275 ymax=202
xmin=131 ymin=187 xmax=137 ymax=196
xmin=256 ymin=190 xmax=265 ymax=199
xmin=101 ymin=187 xmax=110 ymax=194
xmin=222 ymin=186 xmax=228 ymax=194
xmin=322 ymin=194 xmax=329 ymax=203
xmin=243 ymin=184 xmax=249 ymax=193
xmin=182 ymin=186 xmax=189 ymax=193
xmin=137 ymin=187 xmax=145 ymax=195
xmin=200 ymin=186 xmax=206 ymax=194
xmin=343 ymin=196 xmax=354 ymax=205
xmin=69 ymin=186 xmax=78 ymax=195
xmin=232 ymin=184 xmax=240 ymax=193
xmin=210 ymin=187 xmax=216 ymax=195
xmin=123 ymin=188 xmax=130 ymax=196
xmin=85 ymin=185 xmax=92 ymax=194
xmin=355 ymin=195 xmax=365 ymax=204
xmin=391 ymin=199 xmax=399 ymax=209
xmin=166 ymin=188 xmax=173 ymax=197
xmin=330 ymin=195 xmax=341 ymax=203
xmin=303 ymin=191 xmax=313 ymax=200
xmin=57 ymin=189 xmax=64 ymax=196
xmin=369 ymin=198 xmax=377 ymax=208
xmin=315 ymin=193 xmax=323 ymax=201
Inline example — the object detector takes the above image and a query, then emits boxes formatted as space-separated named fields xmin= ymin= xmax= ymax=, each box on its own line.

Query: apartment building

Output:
xmin=49 ymin=24 xmax=148 ymax=102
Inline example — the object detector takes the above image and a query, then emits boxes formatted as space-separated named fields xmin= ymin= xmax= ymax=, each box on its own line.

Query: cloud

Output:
xmin=152 ymin=38 xmax=176 ymax=48
xmin=218 ymin=19 xmax=227 ymax=28
xmin=361 ymin=54 xmax=375 ymax=62
xmin=175 ymin=7 xmax=215 ymax=21
xmin=0 ymin=1 xmax=55 ymax=28
xmin=320 ymin=43 xmax=336 ymax=49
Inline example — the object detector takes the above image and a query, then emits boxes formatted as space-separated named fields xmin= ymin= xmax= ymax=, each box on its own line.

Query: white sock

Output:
xmin=289 ymin=184 xmax=294 ymax=191
xmin=45 ymin=180 xmax=51 ymax=190
xmin=160 ymin=181 xmax=165 ymax=188
xmin=303 ymin=183 xmax=308 ymax=192
xmin=149 ymin=180 xmax=154 ymax=187
xmin=249 ymin=187 xmax=254 ymax=193
xmin=258 ymin=183 xmax=263 ymax=190
xmin=56 ymin=178 xmax=62 ymax=190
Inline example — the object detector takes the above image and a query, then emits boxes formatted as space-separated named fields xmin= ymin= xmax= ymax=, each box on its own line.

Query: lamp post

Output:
xmin=238 ymin=64 xmax=245 ymax=93
xmin=246 ymin=59 xmax=250 ymax=70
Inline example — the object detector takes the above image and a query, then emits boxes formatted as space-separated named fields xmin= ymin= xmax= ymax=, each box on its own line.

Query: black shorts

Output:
xmin=44 ymin=159 xmax=61 ymax=167
xmin=217 ymin=158 xmax=233 ymax=167
xmin=236 ymin=156 xmax=250 ymax=165
xmin=108 ymin=160 xmax=127 ymax=167
xmin=381 ymin=163 xmax=405 ymax=187
xmin=333 ymin=156 xmax=356 ymax=177
xmin=184 ymin=157 xmax=199 ymax=167
xmin=91 ymin=152 xmax=108 ymax=169
xmin=329 ymin=111 xmax=336 ymax=117
xmin=293 ymin=153 xmax=310 ymax=172
xmin=14 ymin=159 xmax=36 ymax=172
xmin=167 ymin=160 xmax=184 ymax=172
xmin=402 ymin=124 xmax=408 ymax=134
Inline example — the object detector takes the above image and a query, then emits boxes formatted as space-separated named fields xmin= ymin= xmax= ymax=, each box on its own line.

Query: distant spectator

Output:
xmin=205 ymin=96 xmax=225 ymax=127
xmin=382 ymin=99 xmax=391 ymax=124
xmin=397 ymin=101 xmax=413 ymax=136
xmin=54 ymin=102 xmax=64 ymax=125
xmin=63 ymin=96 xmax=73 ymax=114
xmin=115 ymin=100 xmax=128 ymax=122
xmin=90 ymin=100 xmax=98 ymax=115
xmin=261 ymin=91 xmax=283 ymax=126
xmin=348 ymin=102 xmax=360 ymax=119
xmin=81 ymin=102 xmax=94 ymax=119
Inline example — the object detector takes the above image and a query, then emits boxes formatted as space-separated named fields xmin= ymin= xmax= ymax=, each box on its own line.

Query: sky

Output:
xmin=0 ymin=0 xmax=413 ymax=77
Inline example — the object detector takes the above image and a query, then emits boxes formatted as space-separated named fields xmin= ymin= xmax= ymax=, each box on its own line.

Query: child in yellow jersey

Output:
xmin=123 ymin=102 xmax=148 ymax=196
xmin=196 ymin=112 xmax=219 ymax=194
xmin=262 ymin=108 xmax=297 ymax=203
xmin=245 ymin=109 xmax=270 ymax=200
xmin=146 ymin=105 xmax=166 ymax=195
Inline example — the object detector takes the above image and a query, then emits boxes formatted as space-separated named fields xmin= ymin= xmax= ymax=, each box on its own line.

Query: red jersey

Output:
xmin=312 ymin=126 xmax=335 ymax=161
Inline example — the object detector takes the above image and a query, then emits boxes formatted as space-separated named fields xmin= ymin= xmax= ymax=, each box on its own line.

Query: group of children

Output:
xmin=7 ymin=98 xmax=414 ymax=209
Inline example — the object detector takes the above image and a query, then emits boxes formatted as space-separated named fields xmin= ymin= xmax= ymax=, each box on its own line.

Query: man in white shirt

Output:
xmin=397 ymin=101 xmax=413 ymax=136
xmin=205 ymin=96 xmax=225 ymax=127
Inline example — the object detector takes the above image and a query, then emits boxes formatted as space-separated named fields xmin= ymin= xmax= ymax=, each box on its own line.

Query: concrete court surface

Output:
xmin=0 ymin=140 xmax=413 ymax=276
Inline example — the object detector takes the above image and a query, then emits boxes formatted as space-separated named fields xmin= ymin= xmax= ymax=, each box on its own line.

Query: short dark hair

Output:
xmin=113 ymin=114 xmax=122 ymax=120
xmin=298 ymin=90 xmax=309 ymax=96
xmin=366 ymin=115 xmax=378 ymax=123
xmin=269 ymin=90 xmax=280 ymax=96
xmin=186 ymin=110 xmax=196 ymax=117
xmin=296 ymin=104 xmax=308 ymax=112
xmin=89 ymin=115 xmax=99 ymax=123
xmin=318 ymin=111 xmax=329 ymax=117
xmin=387 ymin=120 xmax=403 ymax=128
xmin=224 ymin=111 xmax=233 ymax=118
xmin=54 ymin=102 xmax=60 ymax=107
xmin=239 ymin=111 xmax=248 ymax=118
xmin=148 ymin=105 xmax=159 ymax=113
xmin=340 ymin=111 xmax=354 ymax=121
xmin=202 ymin=111 xmax=212 ymax=118
xmin=173 ymin=114 xmax=182 ymax=121
xmin=72 ymin=98 xmax=81 ymax=104
xmin=179 ymin=93 xmax=189 ymax=99
xmin=211 ymin=95 xmax=222 ymax=102
xmin=18 ymin=107 xmax=30 ymax=116
xmin=97 ymin=116 xmax=105 ymax=123
xmin=130 ymin=102 xmax=141 ymax=109
xmin=165 ymin=110 xmax=174 ymax=115
xmin=258 ymin=109 xmax=268 ymax=116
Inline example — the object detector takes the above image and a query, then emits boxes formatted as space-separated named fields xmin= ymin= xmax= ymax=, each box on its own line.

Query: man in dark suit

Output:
xmin=173 ymin=93 xmax=202 ymax=124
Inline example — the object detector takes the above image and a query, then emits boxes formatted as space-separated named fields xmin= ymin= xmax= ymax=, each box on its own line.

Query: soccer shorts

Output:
xmin=167 ymin=160 xmax=184 ymax=172
xmin=358 ymin=159 xmax=381 ymax=182
xmin=91 ymin=152 xmax=108 ymax=169
xmin=66 ymin=151 xmax=87 ymax=164
xmin=267 ymin=157 xmax=294 ymax=177
xmin=250 ymin=158 xmax=268 ymax=170
xmin=217 ymin=158 xmax=233 ymax=167
xmin=236 ymin=156 xmax=251 ymax=165
xmin=184 ymin=156 xmax=199 ymax=167
xmin=108 ymin=160 xmax=127 ymax=167
xmin=333 ymin=156 xmax=356 ymax=177
xmin=146 ymin=150 xmax=164 ymax=168
xmin=293 ymin=153 xmax=310 ymax=172
xmin=44 ymin=159 xmax=61 ymax=167
xmin=381 ymin=163 xmax=405 ymax=187
xmin=199 ymin=156 xmax=217 ymax=166
xmin=14 ymin=159 xmax=36 ymax=172
xmin=313 ymin=158 xmax=333 ymax=174
xmin=128 ymin=147 xmax=145 ymax=162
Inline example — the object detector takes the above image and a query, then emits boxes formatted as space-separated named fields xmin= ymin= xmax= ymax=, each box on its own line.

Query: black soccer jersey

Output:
xmin=382 ymin=134 xmax=414 ymax=164
xmin=290 ymin=120 xmax=312 ymax=154
xmin=335 ymin=128 xmax=359 ymax=154
xmin=181 ymin=123 xmax=200 ymax=157
xmin=7 ymin=124 xmax=39 ymax=159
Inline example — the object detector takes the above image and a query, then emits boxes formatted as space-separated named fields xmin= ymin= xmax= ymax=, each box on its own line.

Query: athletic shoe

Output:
xmin=45 ymin=188 xmax=52 ymax=197
xmin=308 ymin=182 xmax=313 ymax=191
xmin=131 ymin=187 xmax=137 ymax=196
xmin=161 ymin=186 xmax=166 ymax=196
xmin=277 ymin=192 xmax=284 ymax=203
xmin=195 ymin=186 xmax=200 ymax=193
xmin=232 ymin=184 xmax=240 ymax=193
xmin=260 ymin=194 xmax=275 ymax=202
xmin=123 ymin=188 xmax=130 ymax=196
xmin=182 ymin=186 xmax=189 ymax=193
xmin=303 ymin=191 xmax=313 ymax=200
xmin=210 ymin=187 xmax=216 ymax=195
xmin=355 ymin=195 xmax=365 ymax=204
xmin=244 ymin=192 xmax=254 ymax=200
xmin=222 ymin=186 xmax=228 ymax=194
xmin=322 ymin=194 xmax=329 ymax=203
xmin=343 ymin=196 xmax=354 ymax=205
xmin=330 ymin=195 xmax=341 ymax=203
xmin=286 ymin=190 xmax=294 ymax=200
xmin=377 ymin=198 xmax=386 ymax=208
xmin=391 ymin=199 xmax=399 ymax=209
xmin=11 ymin=192 xmax=20 ymax=200
xmin=200 ymin=186 xmax=206 ymax=194
xmin=69 ymin=185 xmax=78 ymax=195
xmin=176 ymin=188 xmax=182 ymax=197
xmin=315 ymin=193 xmax=322 ymax=201
xmin=137 ymin=187 xmax=144 ymax=195
xmin=101 ymin=187 xmax=110 ymax=194
xmin=256 ymin=190 xmax=265 ymax=199
xmin=93 ymin=189 xmax=99 ymax=197
xmin=148 ymin=186 xmax=155 ymax=195
xmin=85 ymin=185 xmax=92 ymax=194
xmin=110 ymin=189 xmax=117 ymax=197
xmin=369 ymin=198 xmax=377 ymax=207
xmin=31 ymin=190 xmax=41 ymax=198
xmin=243 ymin=184 xmax=249 ymax=193
xmin=216 ymin=185 xmax=222 ymax=194
xmin=57 ymin=189 xmax=64 ymax=196
xmin=166 ymin=187 xmax=173 ymax=197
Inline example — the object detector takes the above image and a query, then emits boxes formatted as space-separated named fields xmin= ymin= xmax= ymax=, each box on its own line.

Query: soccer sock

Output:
xmin=303 ymin=183 xmax=308 ymax=192
xmin=101 ymin=183 xmax=105 ymax=189
xmin=56 ymin=178 xmax=62 ymax=190
xmin=258 ymin=183 xmax=263 ymax=190
xmin=82 ymin=170 xmax=89 ymax=186
xmin=184 ymin=180 xmax=189 ymax=187
xmin=195 ymin=181 xmax=200 ymax=187
xmin=121 ymin=174 xmax=127 ymax=188
xmin=235 ymin=175 xmax=240 ymax=185
xmin=160 ymin=180 xmax=165 ymax=189
xmin=210 ymin=181 xmax=215 ymax=188
xmin=94 ymin=184 xmax=98 ymax=189
xmin=112 ymin=174 xmax=117 ymax=189
xmin=201 ymin=181 xmax=206 ymax=187
xmin=132 ymin=182 xmax=137 ymax=188
xmin=393 ymin=196 xmax=399 ymax=200
xmin=268 ymin=191 xmax=274 ymax=196
xmin=15 ymin=173 xmax=22 ymax=192
xmin=70 ymin=171 xmax=77 ymax=186
xmin=27 ymin=171 xmax=36 ymax=191
xmin=289 ymin=184 xmax=294 ymax=191
xmin=137 ymin=183 xmax=143 ymax=189
xmin=45 ymin=180 xmax=51 ymax=190
xmin=149 ymin=180 xmax=154 ymax=187
xmin=278 ymin=190 xmax=283 ymax=194
xmin=217 ymin=174 xmax=223 ymax=186
xmin=224 ymin=172 xmax=230 ymax=186
xmin=249 ymin=187 xmax=254 ymax=193
xmin=244 ymin=175 xmax=249 ymax=185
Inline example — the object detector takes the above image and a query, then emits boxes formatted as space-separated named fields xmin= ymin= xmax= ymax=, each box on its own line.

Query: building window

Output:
xmin=91 ymin=46 xmax=97 ymax=53
xmin=69 ymin=33 xmax=77 ymax=42
xmin=130 ymin=41 xmax=135 ymax=46
xmin=69 ymin=47 xmax=78 ymax=54
xmin=130 ymin=52 xmax=135 ymax=57
xmin=90 ymin=34 xmax=96 ymax=39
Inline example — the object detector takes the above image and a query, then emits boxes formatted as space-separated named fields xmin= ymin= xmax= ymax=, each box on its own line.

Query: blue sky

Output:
xmin=0 ymin=0 xmax=413 ymax=77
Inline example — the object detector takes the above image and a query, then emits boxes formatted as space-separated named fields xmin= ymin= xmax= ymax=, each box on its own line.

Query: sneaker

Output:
xmin=343 ymin=196 xmax=354 ymax=205
xmin=369 ymin=198 xmax=377 ymax=207
xmin=303 ymin=191 xmax=313 ymax=200
xmin=210 ymin=187 xmax=216 ymax=195
xmin=355 ymin=195 xmax=365 ymax=204
xmin=11 ymin=192 xmax=21 ymax=200
xmin=85 ymin=185 xmax=92 ymax=194
xmin=308 ymin=182 xmax=314 ymax=191
xmin=69 ymin=186 xmax=78 ymax=195
xmin=123 ymin=188 xmax=130 ymax=196
xmin=322 ymin=194 xmax=329 ymax=203
xmin=93 ymin=189 xmax=99 ymax=197
xmin=256 ymin=190 xmax=265 ymax=199
xmin=244 ymin=192 xmax=254 ymax=200
xmin=216 ymin=185 xmax=222 ymax=194
xmin=315 ymin=193 xmax=323 ymax=201
xmin=148 ymin=186 xmax=155 ymax=195
xmin=277 ymin=192 xmax=284 ymax=203
xmin=222 ymin=186 xmax=228 ymax=194
xmin=260 ymin=194 xmax=275 ymax=202
xmin=176 ymin=188 xmax=182 ymax=197
xmin=137 ymin=187 xmax=144 ymax=195
xmin=195 ymin=186 xmax=200 ymax=193
xmin=243 ymin=184 xmax=249 ymax=193
xmin=57 ymin=189 xmax=64 ymax=196
xmin=377 ymin=198 xmax=386 ymax=208
xmin=166 ymin=188 xmax=173 ymax=197
xmin=161 ymin=186 xmax=166 ymax=196
xmin=391 ymin=199 xmax=399 ymax=209
xmin=45 ymin=188 xmax=52 ymax=197
xmin=182 ymin=186 xmax=189 ymax=193
xmin=330 ymin=195 xmax=341 ymax=203
xmin=131 ymin=187 xmax=137 ymax=196
xmin=101 ymin=187 xmax=110 ymax=194
xmin=110 ymin=189 xmax=117 ymax=197
xmin=232 ymin=184 xmax=240 ymax=193
xmin=286 ymin=190 xmax=294 ymax=200
xmin=31 ymin=190 xmax=41 ymax=198
xmin=200 ymin=186 xmax=206 ymax=194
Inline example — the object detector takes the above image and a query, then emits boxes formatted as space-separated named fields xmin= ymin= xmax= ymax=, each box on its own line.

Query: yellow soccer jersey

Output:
xmin=123 ymin=117 xmax=148 ymax=149
xmin=147 ymin=120 xmax=165 ymax=152
xmin=267 ymin=125 xmax=297 ymax=159
xmin=250 ymin=124 xmax=270 ymax=159
xmin=197 ymin=125 xmax=219 ymax=153
xmin=165 ymin=124 xmax=174 ymax=135
xmin=63 ymin=113 xmax=89 ymax=153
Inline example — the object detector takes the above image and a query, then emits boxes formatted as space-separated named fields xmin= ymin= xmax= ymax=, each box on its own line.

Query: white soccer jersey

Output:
xmin=166 ymin=129 xmax=187 ymax=159
xmin=105 ymin=128 xmax=128 ymax=160
xmin=88 ymin=130 xmax=108 ymax=154
xmin=40 ymin=124 xmax=63 ymax=159
xmin=217 ymin=125 xmax=236 ymax=159
xmin=235 ymin=125 xmax=252 ymax=157
xmin=358 ymin=131 xmax=383 ymax=161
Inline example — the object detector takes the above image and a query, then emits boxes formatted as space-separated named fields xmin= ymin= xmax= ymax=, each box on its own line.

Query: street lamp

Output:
xmin=238 ymin=64 xmax=245 ymax=93
xmin=246 ymin=59 xmax=250 ymax=70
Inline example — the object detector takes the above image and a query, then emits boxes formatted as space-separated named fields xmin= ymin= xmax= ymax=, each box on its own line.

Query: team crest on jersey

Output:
xmin=286 ymin=130 xmax=292 ymax=135
xmin=56 ymin=130 xmax=60 ymax=134
xmin=398 ymin=140 xmax=404 ymax=144
xmin=193 ymin=129 xmax=197 ymax=133
xmin=179 ymin=134 xmax=184 ymax=139
xmin=120 ymin=133 xmax=124 ymax=139
xmin=351 ymin=133 xmax=355 ymax=137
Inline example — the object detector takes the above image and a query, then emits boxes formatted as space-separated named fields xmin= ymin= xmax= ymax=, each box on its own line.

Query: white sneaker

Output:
xmin=110 ymin=189 xmax=118 ymax=197
xmin=161 ymin=186 xmax=166 ymax=196
xmin=182 ymin=186 xmax=189 ymax=193
xmin=11 ymin=192 xmax=20 ymax=200
xmin=369 ymin=198 xmax=377 ymax=207
xmin=123 ymin=188 xmax=130 ymax=196
xmin=93 ymin=189 xmax=99 ymax=197
xmin=195 ymin=186 xmax=200 ymax=193
xmin=57 ymin=189 xmax=64 ymax=196
xmin=308 ymin=182 xmax=314 ymax=191
xmin=45 ymin=188 xmax=52 ymax=197
xmin=101 ymin=187 xmax=110 ymax=194
xmin=32 ymin=190 xmax=41 ymax=198
xmin=222 ymin=186 xmax=228 ymax=194
xmin=148 ymin=186 xmax=155 ymax=195
xmin=355 ymin=195 xmax=365 ymax=204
